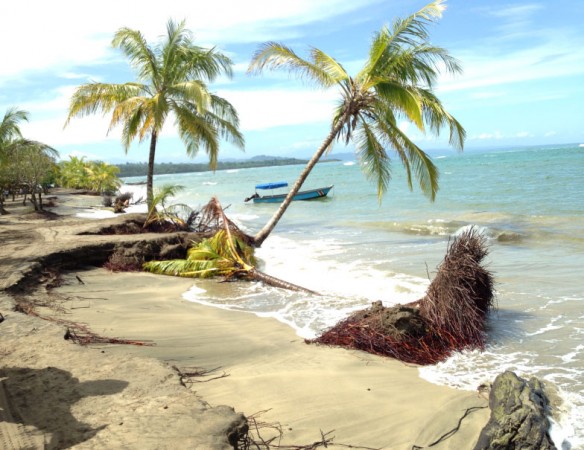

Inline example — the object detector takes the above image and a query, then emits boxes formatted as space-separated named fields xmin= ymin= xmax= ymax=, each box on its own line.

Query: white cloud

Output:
xmin=0 ymin=0 xmax=380 ymax=83
xmin=544 ymin=131 xmax=557 ymax=137
xmin=219 ymin=88 xmax=337 ymax=131
xmin=516 ymin=131 xmax=532 ymax=138
xmin=438 ymin=35 xmax=584 ymax=93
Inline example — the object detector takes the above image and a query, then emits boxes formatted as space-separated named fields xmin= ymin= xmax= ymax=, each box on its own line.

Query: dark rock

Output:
xmin=474 ymin=371 xmax=556 ymax=450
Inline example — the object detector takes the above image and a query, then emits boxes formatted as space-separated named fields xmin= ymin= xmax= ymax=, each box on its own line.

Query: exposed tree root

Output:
xmin=172 ymin=365 xmax=230 ymax=387
xmin=310 ymin=227 xmax=495 ymax=365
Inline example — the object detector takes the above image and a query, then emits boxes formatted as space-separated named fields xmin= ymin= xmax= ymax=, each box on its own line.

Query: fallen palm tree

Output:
xmin=143 ymin=197 xmax=318 ymax=295
xmin=311 ymin=227 xmax=495 ymax=365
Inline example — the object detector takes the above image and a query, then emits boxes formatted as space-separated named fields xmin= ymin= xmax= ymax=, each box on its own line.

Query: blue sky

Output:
xmin=1 ymin=0 xmax=583 ymax=163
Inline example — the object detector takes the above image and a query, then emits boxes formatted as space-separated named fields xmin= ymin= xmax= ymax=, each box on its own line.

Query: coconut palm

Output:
xmin=65 ymin=19 xmax=244 ymax=209
xmin=57 ymin=156 xmax=91 ymax=189
xmin=248 ymin=0 xmax=465 ymax=247
xmin=0 ymin=108 xmax=28 ymax=148
xmin=84 ymin=161 xmax=122 ymax=194
xmin=143 ymin=183 xmax=191 ymax=229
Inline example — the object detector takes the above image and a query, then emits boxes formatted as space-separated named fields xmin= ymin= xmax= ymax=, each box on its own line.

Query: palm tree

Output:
xmin=85 ymin=161 xmax=122 ymax=194
xmin=57 ymin=156 xmax=91 ymax=189
xmin=65 ymin=19 xmax=244 ymax=209
xmin=0 ymin=108 xmax=28 ymax=148
xmin=143 ymin=183 xmax=191 ymax=229
xmin=248 ymin=0 xmax=465 ymax=247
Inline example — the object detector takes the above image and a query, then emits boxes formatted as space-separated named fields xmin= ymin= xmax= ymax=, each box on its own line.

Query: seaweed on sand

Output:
xmin=310 ymin=227 xmax=495 ymax=365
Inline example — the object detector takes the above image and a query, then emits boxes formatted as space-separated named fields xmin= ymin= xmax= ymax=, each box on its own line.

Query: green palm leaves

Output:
xmin=143 ymin=196 xmax=255 ymax=278
xmin=0 ymin=108 xmax=28 ymax=149
xmin=66 ymin=19 xmax=244 ymax=208
xmin=57 ymin=156 xmax=121 ymax=194
xmin=249 ymin=0 xmax=464 ymax=204
xmin=144 ymin=230 xmax=255 ymax=278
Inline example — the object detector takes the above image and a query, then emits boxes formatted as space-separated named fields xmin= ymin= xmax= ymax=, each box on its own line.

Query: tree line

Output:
xmin=116 ymin=157 xmax=310 ymax=178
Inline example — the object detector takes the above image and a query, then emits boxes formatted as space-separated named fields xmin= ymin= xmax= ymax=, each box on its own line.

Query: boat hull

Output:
xmin=252 ymin=185 xmax=333 ymax=203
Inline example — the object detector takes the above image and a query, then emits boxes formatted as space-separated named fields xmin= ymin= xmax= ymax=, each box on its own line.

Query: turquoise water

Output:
xmin=126 ymin=143 xmax=584 ymax=448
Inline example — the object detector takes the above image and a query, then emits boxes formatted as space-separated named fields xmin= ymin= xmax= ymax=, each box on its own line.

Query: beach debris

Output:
xmin=412 ymin=405 xmax=488 ymax=449
xmin=113 ymin=192 xmax=132 ymax=213
xmin=474 ymin=371 xmax=556 ymax=450
xmin=12 ymin=296 xmax=153 ymax=347
xmin=172 ymin=365 xmax=229 ymax=387
xmin=239 ymin=410 xmax=381 ymax=449
xmin=63 ymin=326 xmax=154 ymax=347
xmin=310 ymin=227 xmax=495 ymax=365
xmin=143 ymin=197 xmax=320 ymax=295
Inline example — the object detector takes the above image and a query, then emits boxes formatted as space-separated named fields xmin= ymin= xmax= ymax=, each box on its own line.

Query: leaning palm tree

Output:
xmin=248 ymin=0 xmax=465 ymax=247
xmin=65 ymin=19 xmax=244 ymax=209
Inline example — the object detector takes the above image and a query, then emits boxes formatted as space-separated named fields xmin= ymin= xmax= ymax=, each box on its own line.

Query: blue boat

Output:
xmin=244 ymin=181 xmax=333 ymax=203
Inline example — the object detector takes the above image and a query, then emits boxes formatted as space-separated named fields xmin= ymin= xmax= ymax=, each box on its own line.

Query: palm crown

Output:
xmin=249 ymin=0 xmax=464 ymax=202
xmin=66 ymin=19 xmax=244 ymax=207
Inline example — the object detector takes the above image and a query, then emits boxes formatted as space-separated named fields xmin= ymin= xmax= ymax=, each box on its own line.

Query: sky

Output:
xmin=1 ymin=0 xmax=583 ymax=164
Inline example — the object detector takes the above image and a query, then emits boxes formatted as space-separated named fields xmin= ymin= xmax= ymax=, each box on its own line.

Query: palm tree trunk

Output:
xmin=147 ymin=131 xmax=157 ymax=209
xmin=253 ymin=114 xmax=348 ymax=247
xmin=248 ymin=269 xmax=319 ymax=296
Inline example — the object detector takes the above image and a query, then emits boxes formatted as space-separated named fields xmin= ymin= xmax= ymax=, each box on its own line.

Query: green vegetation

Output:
xmin=143 ymin=184 xmax=192 ymax=230
xmin=0 ymin=108 xmax=59 ymax=213
xmin=248 ymin=0 xmax=465 ymax=246
xmin=65 ymin=19 xmax=244 ymax=210
xmin=56 ymin=156 xmax=122 ymax=194
xmin=116 ymin=157 xmax=310 ymax=178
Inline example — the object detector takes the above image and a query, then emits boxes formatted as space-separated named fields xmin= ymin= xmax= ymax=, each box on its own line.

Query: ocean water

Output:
xmin=119 ymin=143 xmax=583 ymax=448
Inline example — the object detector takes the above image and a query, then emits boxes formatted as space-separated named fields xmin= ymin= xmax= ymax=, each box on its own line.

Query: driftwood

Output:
xmin=237 ymin=410 xmax=380 ymax=450
xmin=311 ymin=227 xmax=495 ymax=365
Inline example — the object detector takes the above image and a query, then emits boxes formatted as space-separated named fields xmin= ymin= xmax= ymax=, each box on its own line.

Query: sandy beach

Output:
xmin=0 ymin=191 xmax=491 ymax=449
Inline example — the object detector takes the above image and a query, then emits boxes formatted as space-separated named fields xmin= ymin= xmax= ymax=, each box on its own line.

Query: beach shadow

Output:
xmin=0 ymin=366 xmax=128 ymax=449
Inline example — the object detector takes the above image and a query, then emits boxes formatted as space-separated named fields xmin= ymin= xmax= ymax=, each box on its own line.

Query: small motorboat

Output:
xmin=244 ymin=181 xmax=333 ymax=203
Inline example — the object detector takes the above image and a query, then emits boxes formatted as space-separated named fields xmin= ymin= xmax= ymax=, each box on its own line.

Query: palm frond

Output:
xmin=143 ymin=258 xmax=220 ymax=278
xmin=374 ymin=81 xmax=424 ymax=130
xmin=310 ymin=48 xmax=349 ymax=84
xmin=173 ymin=103 xmax=220 ymax=166
xmin=65 ymin=83 xmax=145 ymax=127
xmin=248 ymin=42 xmax=338 ymax=88
xmin=417 ymin=88 xmax=466 ymax=150
xmin=361 ymin=0 xmax=447 ymax=80
xmin=112 ymin=27 xmax=160 ymax=84
xmin=169 ymin=80 xmax=211 ymax=114
xmin=375 ymin=112 xmax=439 ymax=200
xmin=0 ymin=108 xmax=29 ymax=145
xmin=354 ymin=119 xmax=392 ymax=201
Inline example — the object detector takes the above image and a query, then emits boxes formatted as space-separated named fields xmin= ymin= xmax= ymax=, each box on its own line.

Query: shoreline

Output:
xmin=43 ymin=267 xmax=491 ymax=448
xmin=0 ymin=189 xmax=510 ymax=448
